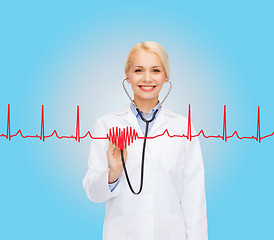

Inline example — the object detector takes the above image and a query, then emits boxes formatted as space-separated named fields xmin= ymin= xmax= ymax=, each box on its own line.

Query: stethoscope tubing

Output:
xmin=121 ymin=77 xmax=172 ymax=195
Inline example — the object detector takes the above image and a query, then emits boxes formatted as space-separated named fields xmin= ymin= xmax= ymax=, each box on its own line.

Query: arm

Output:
xmin=180 ymin=125 xmax=208 ymax=240
xmin=82 ymin=119 xmax=123 ymax=203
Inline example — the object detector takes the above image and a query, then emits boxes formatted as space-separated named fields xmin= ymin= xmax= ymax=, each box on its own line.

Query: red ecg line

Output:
xmin=0 ymin=104 xmax=273 ymax=146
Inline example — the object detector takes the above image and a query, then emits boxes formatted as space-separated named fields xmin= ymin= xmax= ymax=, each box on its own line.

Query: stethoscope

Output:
xmin=121 ymin=77 xmax=172 ymax=194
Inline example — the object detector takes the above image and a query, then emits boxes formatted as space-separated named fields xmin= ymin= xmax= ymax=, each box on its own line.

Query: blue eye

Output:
xmin=153 ymin=69 xmax=160 ymax=72
xmin=135 ymin=69 xmax=142 ymax=72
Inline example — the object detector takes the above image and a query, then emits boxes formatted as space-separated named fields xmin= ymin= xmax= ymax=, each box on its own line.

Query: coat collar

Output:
xmin=114 ymin=103 xmax=178 ymax=137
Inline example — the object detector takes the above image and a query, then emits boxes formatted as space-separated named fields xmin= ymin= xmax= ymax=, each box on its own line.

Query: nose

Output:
xmin=144 ymin=70 xmax=152 ymax=82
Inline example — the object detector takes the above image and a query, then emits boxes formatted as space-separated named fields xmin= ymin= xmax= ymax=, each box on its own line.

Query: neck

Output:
xmin=133 ymin=97 xmax=159 ymax=113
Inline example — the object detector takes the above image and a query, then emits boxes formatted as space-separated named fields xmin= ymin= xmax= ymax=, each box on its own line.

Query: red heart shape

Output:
xmin=107 ymin=126 xmax=138 ymax=150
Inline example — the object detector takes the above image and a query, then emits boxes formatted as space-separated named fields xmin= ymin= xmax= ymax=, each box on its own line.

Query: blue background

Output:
xmin=0 ymin=1 xmax=273 ymax=239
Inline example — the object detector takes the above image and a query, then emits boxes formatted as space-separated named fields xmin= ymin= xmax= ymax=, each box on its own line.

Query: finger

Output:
xmin=123 ymin=147 xmax=127 ymax=155
xmin=108 ymin=141 xmax=114 ymax=151
xmin=109 ymin=140 xmax=118 ymax=148
xmin=108 ymin=141 xmax=119 ymax=155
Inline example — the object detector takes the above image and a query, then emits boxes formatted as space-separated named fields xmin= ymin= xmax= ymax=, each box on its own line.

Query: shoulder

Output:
xmin=160 ymin=105 xmax=199 ymax=135
xmin=161 ymin=105 xmax=188 ymax=122
xmin=96 ymin=104 xmax=129 ymax=121
xmin=92 ymin=104 xmax=130 ymax=128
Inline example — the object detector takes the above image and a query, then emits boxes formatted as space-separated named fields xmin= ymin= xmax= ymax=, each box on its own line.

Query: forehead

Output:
xmin=131 ymin=49 xmax=162 ymax=67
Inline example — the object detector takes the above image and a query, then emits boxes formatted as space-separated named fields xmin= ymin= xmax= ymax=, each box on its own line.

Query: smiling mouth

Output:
xmin=138 ymin=85 xmax=156 ymax=91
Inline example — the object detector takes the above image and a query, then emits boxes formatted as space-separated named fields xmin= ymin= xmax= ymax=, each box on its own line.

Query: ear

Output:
xmin=125 ymin=71 xmax=130 ymax=83
xmin=164 ymin=73 xmax=168 ymax=82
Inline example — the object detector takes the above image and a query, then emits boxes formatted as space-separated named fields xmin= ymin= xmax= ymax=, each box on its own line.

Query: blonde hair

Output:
xmin=125 ymin=41 xmax=170 ymax=79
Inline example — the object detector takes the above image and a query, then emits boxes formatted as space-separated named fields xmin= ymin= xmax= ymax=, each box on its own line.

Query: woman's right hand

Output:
xmin=107 ymin=141 xmax=127 ymax=184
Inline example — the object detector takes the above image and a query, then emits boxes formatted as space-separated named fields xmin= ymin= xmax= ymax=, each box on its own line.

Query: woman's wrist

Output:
xmin=108 ymin=168 xmax=121 ymax=184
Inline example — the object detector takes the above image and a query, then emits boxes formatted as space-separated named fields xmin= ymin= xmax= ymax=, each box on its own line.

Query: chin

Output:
xmin=135 ymin=94 xmax=159 ymax=102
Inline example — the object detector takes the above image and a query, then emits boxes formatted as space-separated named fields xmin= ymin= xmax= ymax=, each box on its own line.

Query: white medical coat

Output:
xmin=82 ymin=104 xmax=208 ymax=240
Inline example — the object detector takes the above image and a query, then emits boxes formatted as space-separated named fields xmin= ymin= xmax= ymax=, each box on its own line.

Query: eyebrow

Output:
xmin=133 ymin=65 xmax=162 ymax=68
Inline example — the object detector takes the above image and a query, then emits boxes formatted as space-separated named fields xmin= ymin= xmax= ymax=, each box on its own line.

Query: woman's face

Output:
xmin=125 ymin=49 xmax=167 ymax=104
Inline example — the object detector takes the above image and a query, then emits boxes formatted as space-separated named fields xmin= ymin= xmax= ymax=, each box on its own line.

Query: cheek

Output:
xmin=130 ymin=74 xmax=143 ymax=84
xmin=154 ymin=72 xmax=166 ymax=80
xmin=156 ymin=77 xmax=166 ymax=86
xmin=128 ymin=79 xmax=139 ymax=90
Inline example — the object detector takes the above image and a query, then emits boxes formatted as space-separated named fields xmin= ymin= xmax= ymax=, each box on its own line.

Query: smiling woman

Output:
xmin=82 ymin=41 xmax=208 ymax=240
xmin=125 ymin=48 xmax=168 ymax=114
